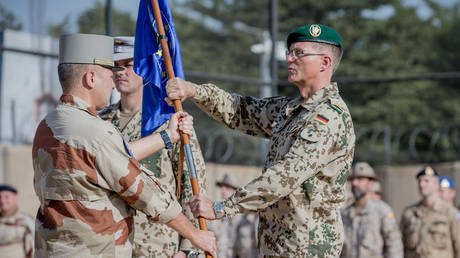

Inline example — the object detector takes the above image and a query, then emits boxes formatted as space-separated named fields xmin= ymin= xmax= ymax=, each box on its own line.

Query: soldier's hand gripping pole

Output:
xmin=150 ymin=1 xmax=212 ymax=257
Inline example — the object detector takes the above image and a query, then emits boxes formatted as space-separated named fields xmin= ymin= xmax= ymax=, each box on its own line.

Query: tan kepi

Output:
xmin=59 ymin=33 xmax=123 ymax=71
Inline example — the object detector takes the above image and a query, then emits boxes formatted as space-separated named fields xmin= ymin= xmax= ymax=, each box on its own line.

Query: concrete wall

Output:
xmin=1 ymin=144 xmax=459 ymax=222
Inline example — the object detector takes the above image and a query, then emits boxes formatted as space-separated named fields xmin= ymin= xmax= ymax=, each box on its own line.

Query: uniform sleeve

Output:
xmin=450 ymin=210 xmax=460 ymax=258
xmin=222 ymin=107 xmax=349 ymax=216
xmin=192 ymin=83 xmax=289 ymax=138
xmin=176 ymin=129 xmax=208 ymax=251
xmin=95 ymin=132 xmax=182 ymax=223
xmin=381 ymin=205 xmax=404 ymax=258
xmin=23 ymin=215 xmax=35 ymax=258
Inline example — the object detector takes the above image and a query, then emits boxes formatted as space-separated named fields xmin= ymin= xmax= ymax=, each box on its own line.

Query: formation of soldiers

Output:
xmin=0 ymin=21 xmax=458 ymax=258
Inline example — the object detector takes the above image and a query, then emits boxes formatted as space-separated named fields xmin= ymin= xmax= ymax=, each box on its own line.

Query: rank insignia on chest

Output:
xmin=315 ymin=114 xmax=329 ymax=124
xmin=329 ymin=99 xmax=343 ymax=114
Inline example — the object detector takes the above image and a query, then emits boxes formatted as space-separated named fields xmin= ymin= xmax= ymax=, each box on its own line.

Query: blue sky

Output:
xmin=0 ymin=0 xmax=457 ymax=35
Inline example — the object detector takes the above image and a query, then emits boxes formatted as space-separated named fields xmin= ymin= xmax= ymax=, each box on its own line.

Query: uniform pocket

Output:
xmin=428 ymin=221 xmax=449 ymax=249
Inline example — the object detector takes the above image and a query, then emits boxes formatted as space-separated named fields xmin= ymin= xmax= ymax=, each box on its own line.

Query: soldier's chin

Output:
xmin=352 ymin=191 xmax=366 ymax=200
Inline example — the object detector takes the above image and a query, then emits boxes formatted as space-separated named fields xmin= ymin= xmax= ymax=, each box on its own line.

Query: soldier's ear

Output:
xmin=83 ymin=70 xmax=96 ymax=89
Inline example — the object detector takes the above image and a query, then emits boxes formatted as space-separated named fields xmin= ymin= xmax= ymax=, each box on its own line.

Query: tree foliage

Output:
xmin=0 ymin=3 xmax=22 ymax=31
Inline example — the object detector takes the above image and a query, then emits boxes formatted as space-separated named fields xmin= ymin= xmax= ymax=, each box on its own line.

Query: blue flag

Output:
xmin=134 ymin=0 xmax=184 ymax=137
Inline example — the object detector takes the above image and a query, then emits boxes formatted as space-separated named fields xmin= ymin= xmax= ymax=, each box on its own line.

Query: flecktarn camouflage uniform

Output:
xmin=400 ymin=198 xmax=460 ymax=258
xmin=32 ymin=95 xmax=182 ymax=257
xmin=99 ymin=101 xmax=207 ymax=257
xmin=340 ymin=198 xmax=403 ymax=258
xmin=191 ymin=82 xmax=355 ymax=257
xmin=0 ymin=210 xmax=35 ymax=258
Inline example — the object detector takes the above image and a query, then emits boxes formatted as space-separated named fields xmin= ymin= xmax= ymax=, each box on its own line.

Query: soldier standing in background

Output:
xmin=400 ymin=166 xmax=460 ymax=258
xmin=371 ymin=181 xmax=383 ymax=200
xmin=207 ymin=174 xmax=258 ymax=258
xmin=340 ymin=162 xmax=403 ymax=258
xmin=99 ymin=37 xmax=207 ymax=258
xmin=170 ymin=24 xmax=356 ymax=257
xmin=0 ymin=185 xmax=34 ymax=258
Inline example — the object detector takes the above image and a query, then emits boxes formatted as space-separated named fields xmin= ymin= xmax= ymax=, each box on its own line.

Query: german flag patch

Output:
xmin=315 ymin=114 xmax=329 ymax=124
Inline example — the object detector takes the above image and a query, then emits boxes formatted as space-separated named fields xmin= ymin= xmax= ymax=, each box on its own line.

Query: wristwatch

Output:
xmin=159 ymin=130 xmax=173 ymax=149
xmin=182 ymin=250 xmax=200 ymax=258
xmin=213 ymin=201 xmax=225 ymax=219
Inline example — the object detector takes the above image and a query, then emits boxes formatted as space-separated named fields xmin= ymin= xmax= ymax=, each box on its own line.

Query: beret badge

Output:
xmin=309 ymin=24 xmax=322 ymax=37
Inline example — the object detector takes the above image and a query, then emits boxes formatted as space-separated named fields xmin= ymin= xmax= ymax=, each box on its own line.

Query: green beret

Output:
xmin=287 ymin=24 xmax=342 ymax=48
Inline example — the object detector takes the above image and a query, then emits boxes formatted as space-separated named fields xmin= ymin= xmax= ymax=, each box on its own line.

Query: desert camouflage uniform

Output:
xmin=400 ymin=198 xmax=460 ymax=258
xmin=99 ymin=101 xmax=207 ymax=257
xmin=0 ymin=210 xmax=35 ymax=258
xmin=32 ymin=95 xmax=182 ymax=258
xmin=192 ymin=82 xmax=355 ymax=257
xmin=340 ymin=198 xmax=403 ymax=258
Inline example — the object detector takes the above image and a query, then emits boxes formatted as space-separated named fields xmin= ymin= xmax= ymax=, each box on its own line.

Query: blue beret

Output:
xmin=440 ymin=176 xmax=455 ymax=189
xmin=0 ymin=184 xmax=17 ymax=194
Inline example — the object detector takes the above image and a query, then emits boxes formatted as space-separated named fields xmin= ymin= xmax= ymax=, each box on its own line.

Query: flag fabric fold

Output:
xmin=134 ymin=0 xmax=185 ymax=137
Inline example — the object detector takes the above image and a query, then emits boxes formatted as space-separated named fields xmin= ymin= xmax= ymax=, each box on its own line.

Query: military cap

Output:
xmin=349 ymin=162 xmax=377 ymax=180
xmin=216 ymin=174 xmax=239 ymax=189
xmin=440 ymin=176 xmax=455 ymax=189
xmin=0 ymin=184 xmax=17 ymax=194
xmin=287 ymin=24 xmax=342 ymax=48
xmin=59 ymin=33 xmax=123 ymax=71
xmin=416 ymin=165 xmax=439 ymax=178
xmin=114 ymin=36 xmax=134 ymax=61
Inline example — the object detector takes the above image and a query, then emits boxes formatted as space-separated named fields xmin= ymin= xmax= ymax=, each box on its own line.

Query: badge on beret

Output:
xmin=309 ymin=25 xmax=322 ymax=37
xmin=440 ymin=178 xmax=451 ymax=188
xmin=425 ymin=166 xmax=434 ymax=176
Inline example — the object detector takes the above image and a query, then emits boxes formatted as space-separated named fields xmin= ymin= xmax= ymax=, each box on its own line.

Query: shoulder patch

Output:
xmin=315 ymin=114 xmax=329 ymax=124
xmin=329 ymin=99 xmax=344 ymax=114
xmin=387 ymin=212 xmax=394 ymax=219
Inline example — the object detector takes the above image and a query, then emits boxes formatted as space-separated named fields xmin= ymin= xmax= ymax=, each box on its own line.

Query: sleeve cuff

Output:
xmin=222 ymin=198 xmax=240 ymax=218
xmin=156 ymin=199 xmax=182 ymax=223
xmin=192 ymin=84 xmax=207 ymax=103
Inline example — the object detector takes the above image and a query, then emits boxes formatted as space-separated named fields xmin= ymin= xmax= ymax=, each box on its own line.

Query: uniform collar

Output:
xmin=60 ymin=94 xmax=99 ymax=117
xmin=285 ymin=82 xmax=339 ymax=116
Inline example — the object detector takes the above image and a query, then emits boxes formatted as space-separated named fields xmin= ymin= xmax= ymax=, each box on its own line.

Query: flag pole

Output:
xmin=149 ymin=1 xmax=212 ymax=256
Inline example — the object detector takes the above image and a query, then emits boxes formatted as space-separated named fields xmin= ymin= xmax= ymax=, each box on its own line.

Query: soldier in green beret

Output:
xmin=166 ymin=24 xmax=355 ymax=257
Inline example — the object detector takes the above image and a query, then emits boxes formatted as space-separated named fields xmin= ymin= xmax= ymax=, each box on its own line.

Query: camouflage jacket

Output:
xmin=99 ymin=101 xmax=207 ymax=257
xmin=32 ymin=95 xmax=182 ymax=258
xmin=192 ymin=83 xmax=355 ymax=257
xmin=340 ymin=198 xmax=403 ymax=258
xmin=0 ymin=210 xmax=35 ymax=258
xmin=400 ymin=198 xmax=460 ymax=258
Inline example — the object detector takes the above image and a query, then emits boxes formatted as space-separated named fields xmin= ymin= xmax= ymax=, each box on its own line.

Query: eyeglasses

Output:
xmin=285 ymin=49 xmax=325 ymax=59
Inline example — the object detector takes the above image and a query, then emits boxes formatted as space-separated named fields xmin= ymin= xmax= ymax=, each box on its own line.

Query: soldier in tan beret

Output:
xmin=32 ymin=34 xmax=216 ymax=257
xmin=400 ymin=166 xmax=460 ymax=258
xmin=0 ymin=185 xmax=35 ymax=258
xmin=341 ymin=162 xmax=403 ymax=258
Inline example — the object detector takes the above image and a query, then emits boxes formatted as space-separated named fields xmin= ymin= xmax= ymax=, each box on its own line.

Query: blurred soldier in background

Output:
xmin=208 ymin=174 xmax=258 ymax=258
xmin=0 ymin=185 xmax=34 ymax=258
xmin=439 ymin=176 xmax=456 ymax=207
xmin=99 ymin=36 xmax=208 ymax=258
xmin=400 ymin=166 xmax=460 ymax=258
xmin=340 ymin=162 xmax=403 ymax=258
xmin=371 ymin=181 xmax=383 ymax=200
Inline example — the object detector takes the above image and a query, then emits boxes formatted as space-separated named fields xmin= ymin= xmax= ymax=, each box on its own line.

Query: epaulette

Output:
xmin=328 ymin=99 xmax=343 ymax=115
